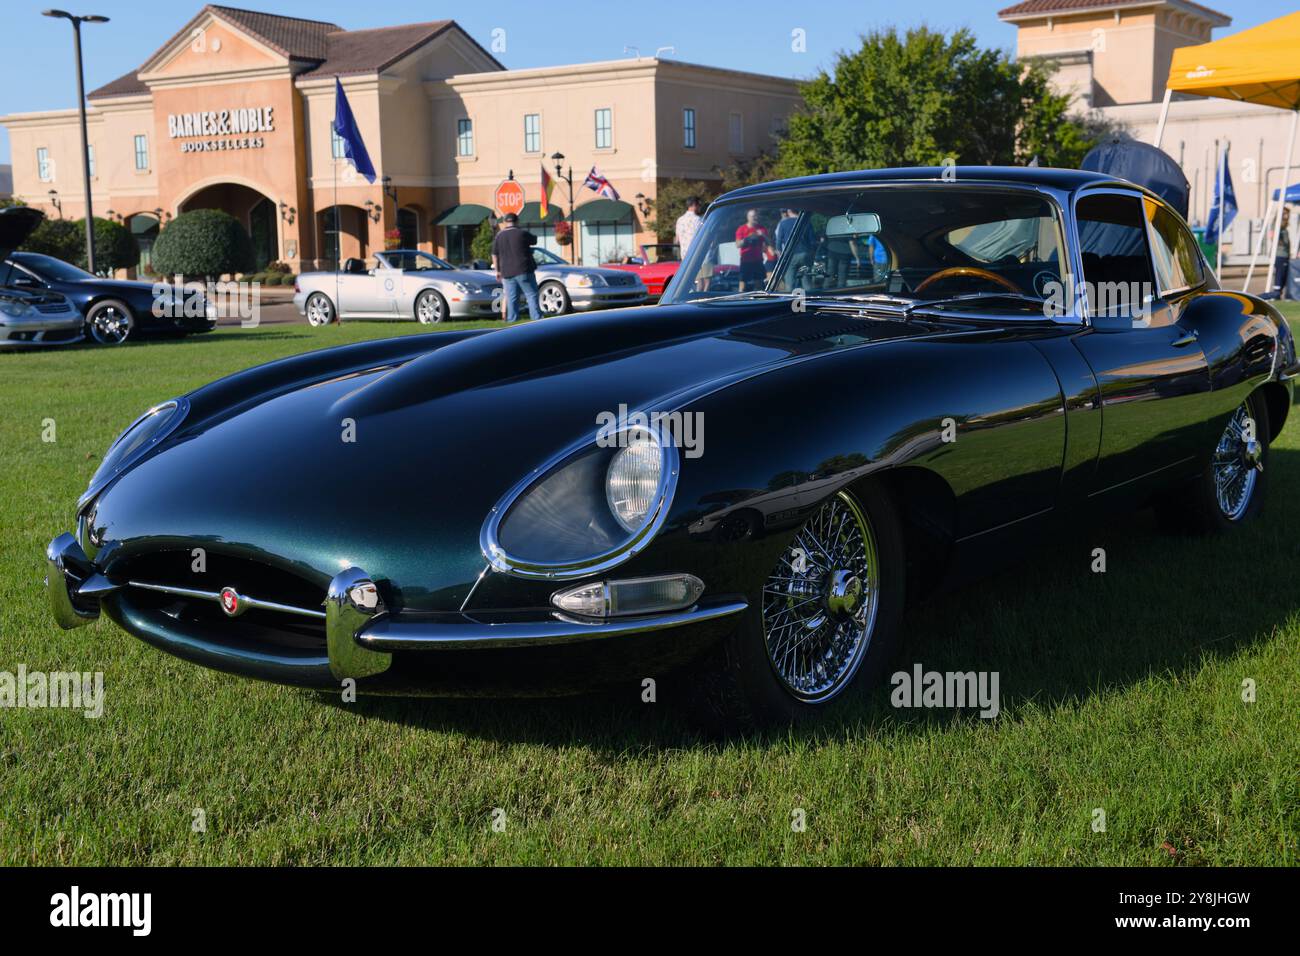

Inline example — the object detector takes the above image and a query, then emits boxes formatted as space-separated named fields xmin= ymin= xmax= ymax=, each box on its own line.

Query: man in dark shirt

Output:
xmin=491 ymin=213 xmax=541 ymax=322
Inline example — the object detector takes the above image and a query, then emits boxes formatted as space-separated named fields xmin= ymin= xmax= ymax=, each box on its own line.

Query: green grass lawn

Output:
xmin=1 ymin=313 xmax=1297 ymax=865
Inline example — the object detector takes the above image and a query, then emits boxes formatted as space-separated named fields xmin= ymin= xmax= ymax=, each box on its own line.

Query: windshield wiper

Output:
xmin=903 ymin=292 xmax=1047 ymax=317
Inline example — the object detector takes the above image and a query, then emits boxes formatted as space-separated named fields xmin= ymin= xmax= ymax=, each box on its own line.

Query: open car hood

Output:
xmin=0 ymin=206 xmax=44 ymax=263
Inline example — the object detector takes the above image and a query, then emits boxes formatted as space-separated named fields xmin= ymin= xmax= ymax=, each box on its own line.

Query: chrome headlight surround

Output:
xmin=480 ymin=423 xmax=680 ymax=580
xmin=567 ymin=273 xmax=608 ymax=289
xmin=0 ymin=297 xmax=33 ymax=318
xmin=78 ymin=397 xmax=190 ymax=511
xmin=453 ymin=280 xmax=485 ymax=295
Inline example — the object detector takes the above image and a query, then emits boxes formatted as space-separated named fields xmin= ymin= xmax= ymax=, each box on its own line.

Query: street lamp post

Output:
xmin=43 ymin=10 xmax=109 ymax=274
xmin=550 ymin=152 xmax=577 ymax=263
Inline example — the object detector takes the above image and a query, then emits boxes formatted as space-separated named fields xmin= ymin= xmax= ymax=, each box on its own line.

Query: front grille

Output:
xmin=115 ymin=550 xmax=327 ymax=651
xmin=42 ymin=328 xmax=81 ymax=342
xmin=605 ymin=273 xmax=638 ymax=287
xmin=36 ymin=303 xmax=74 ymax=314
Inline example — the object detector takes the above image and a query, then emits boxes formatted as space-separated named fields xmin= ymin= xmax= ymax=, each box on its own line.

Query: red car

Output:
xmin=605 ymin=243 xmax=740 ymax=298
xmin=603 ymin=243 xmax=682 ymax=298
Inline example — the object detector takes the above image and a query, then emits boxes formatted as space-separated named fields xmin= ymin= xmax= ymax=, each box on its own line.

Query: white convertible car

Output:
xmin=294 ymin=250 xmax=503 ymax=325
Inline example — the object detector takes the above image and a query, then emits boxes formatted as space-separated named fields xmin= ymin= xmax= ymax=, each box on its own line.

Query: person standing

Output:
xmin=675 ymin=196 xmax=704 ymax=258
xmin=491 ymin=213 xmax=541 ymax=322
xmin=734 ymin=208 xmax=773 ymax=291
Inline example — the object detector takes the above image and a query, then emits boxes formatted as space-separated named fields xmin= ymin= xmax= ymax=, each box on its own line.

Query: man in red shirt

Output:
xmin=734 ymin=209 xmax=773 ymax=291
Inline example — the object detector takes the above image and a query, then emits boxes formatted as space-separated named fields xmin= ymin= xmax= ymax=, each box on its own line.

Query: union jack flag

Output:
xmin=582 ymin=166 xmax=620 ymax=200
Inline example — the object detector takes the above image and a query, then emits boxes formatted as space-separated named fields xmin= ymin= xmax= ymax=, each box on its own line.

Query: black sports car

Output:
xmin=46 ymin=167 xmax=1298 ymax=725
xmin=2 ymin=251 xmax=216 ymax=345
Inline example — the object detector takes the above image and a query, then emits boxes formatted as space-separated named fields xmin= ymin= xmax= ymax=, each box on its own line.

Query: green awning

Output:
xmin=570 ymin=199 xmax=634 ymax=223
xmin=518 ymin=201 xmax=565 ymax=226
xmin=432 ymin=203 xmax=492 ymax=227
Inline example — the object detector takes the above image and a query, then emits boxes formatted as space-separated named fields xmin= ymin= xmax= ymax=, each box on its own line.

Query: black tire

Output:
xmin=1156 ymin=389 xmax=1270 ymax=533
xmin=693 ymin=481 xmax=906 ymax=729
xmin=415 ymin=289 xmax=447 ymax=324
xmin=85 ymin=299 xmax=135 ymax=345
xmin=538 ymin=281 xmax=571 ymax=317
xmin=305 ymin=292 xmax=335 ymax=327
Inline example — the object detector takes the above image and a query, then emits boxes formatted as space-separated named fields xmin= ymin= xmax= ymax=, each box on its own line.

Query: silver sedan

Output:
xmin=488 ymin=248 xmax=649 ymax=317
xmin=294 ymin=250 xmax=503 ymax=326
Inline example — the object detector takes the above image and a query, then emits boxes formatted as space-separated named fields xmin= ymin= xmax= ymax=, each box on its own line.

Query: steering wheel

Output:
xmin=913 ymin=267 xmax=1025 ymax=295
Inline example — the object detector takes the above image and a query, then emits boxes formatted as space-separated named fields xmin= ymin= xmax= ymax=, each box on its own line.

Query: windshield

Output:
xmin=661 ymin=186 xmax=1067 ymax=308
xmin=16 ymin=253 xmax=93 ymax=282
xmin=532 ymin=248 xmax=566 ymax=266
xmin=381 ymin=251 xmax=452 ymax=271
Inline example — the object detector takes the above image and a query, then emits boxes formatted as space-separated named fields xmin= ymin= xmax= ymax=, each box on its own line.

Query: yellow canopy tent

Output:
xmin=1153 ymin=12 xmax=1300 ymax=290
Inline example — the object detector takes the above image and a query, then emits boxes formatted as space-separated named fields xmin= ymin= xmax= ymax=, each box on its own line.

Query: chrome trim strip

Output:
xmin=356 ymin=597 xmax=748 ymax=651
xmin=127 ymin=580 xmax=327 ymax=620
xmin=78 ymin=396 xmax=190 ymax=512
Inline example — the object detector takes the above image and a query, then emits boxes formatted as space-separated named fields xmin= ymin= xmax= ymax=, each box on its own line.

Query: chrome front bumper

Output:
xmin=45 ymin=533 xmax=746 ymax=687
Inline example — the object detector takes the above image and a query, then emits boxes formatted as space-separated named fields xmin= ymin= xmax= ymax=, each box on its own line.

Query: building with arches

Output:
xmin=1 ymin=5 xmax=801 ymax=274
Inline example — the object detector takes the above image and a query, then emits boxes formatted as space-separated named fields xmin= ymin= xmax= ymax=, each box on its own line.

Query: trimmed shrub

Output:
xmin=152 ymin=209 xmax=254 ymax=280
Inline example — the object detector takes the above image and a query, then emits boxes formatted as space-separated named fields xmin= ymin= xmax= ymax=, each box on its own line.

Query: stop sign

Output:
xmin=494 ymin=179 xmax=526 ymax=217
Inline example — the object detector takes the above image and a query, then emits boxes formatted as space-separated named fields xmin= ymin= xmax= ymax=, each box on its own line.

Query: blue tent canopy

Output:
xmin=1271 ymin=183 xmax=1300 ymax=203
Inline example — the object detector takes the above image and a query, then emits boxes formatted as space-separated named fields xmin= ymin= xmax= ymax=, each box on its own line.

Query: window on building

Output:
xmin=524 ymin=113 xmax=541 ymax=153
xmin=579 ymin=213 xmax=634 ymax=266
xmin=86 ymin=145 xmax=95 ymax=179
xmin=728 ymin=112 xmax=744 ymax=154
xmin=331 ymin=127 xmax=346 ymax=159
xmin=37 ymin=147 xmax=51 ymax=182
xmin=594 ymin=108 xmax=612 ymax=149
xmin=134 ymin=134 xmax=148 ymax=170
xmin=457 ymin=118 xmax=474 ymax=157
xmin=683 ymin=108 xmax=696 ymax=149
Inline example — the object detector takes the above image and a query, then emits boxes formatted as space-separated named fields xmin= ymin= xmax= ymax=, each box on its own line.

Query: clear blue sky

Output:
xmin=1 ymin=0 xmax=1294 ymax=164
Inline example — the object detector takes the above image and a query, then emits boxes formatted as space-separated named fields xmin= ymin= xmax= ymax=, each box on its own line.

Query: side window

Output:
xmin=1076 ymin=193 xmax=1156 ymax=318
xmin=1145 ymin=199 xmax=1204 ymax=293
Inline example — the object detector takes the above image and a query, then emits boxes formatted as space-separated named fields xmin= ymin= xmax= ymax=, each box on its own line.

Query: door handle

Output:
xmin=1171 ymin=330 xmax=1199 ymax=347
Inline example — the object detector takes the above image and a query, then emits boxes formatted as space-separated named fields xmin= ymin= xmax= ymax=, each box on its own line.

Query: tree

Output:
xmin=21 ymin=218 xmax=83 ymax=264
xmin=84 ymin=217 xmax=136 ymax=273
xmin=646 ymin=179 xmax=716 ymax=242
xmin=470 ymin=218 xmax=494 ymax=263
xmin=775 ymin=26 xmax=1109 ymax=178
xmin=152 ymin=209 xmax=254 ymax=279
xmin=18 ymin=215 xmax=138 ymax=273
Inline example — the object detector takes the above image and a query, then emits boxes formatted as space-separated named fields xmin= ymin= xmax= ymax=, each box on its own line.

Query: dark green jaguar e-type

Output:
xmin=46 ymin=167 xmax=1297 ymax=725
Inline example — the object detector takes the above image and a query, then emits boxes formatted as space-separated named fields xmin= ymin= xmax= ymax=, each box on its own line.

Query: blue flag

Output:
xmin=1206 ymin=147 xmax=1237 ymax=245
xmin=332 ymin=77 xmax=376 ymax=184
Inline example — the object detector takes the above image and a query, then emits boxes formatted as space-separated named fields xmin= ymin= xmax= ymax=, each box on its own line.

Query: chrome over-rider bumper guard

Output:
xmin=45 ymin=533 xmax=747 ymax=684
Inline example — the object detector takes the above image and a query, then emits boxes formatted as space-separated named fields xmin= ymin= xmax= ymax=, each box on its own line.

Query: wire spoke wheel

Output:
xmin=1213 ymin=402 xmax=1261 ymax=521
xmin=761 ymin=490 xmax=880 ymax=703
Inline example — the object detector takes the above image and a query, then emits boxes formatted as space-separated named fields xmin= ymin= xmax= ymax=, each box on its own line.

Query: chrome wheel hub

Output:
xmin=762 ymin=490 xmax=879 ymax=703
xmin=540 ymin=286 xmax=564 ymax=315
xmin=1213 ymin=403 xmax=1261 ymax=521
xmin=417 ymin=294 xmax=440 ymax=323
xmin=92 ymin=308 xmax=130 ymax=344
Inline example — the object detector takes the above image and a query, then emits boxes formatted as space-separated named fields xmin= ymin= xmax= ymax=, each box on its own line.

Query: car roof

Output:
xmin=715 ymin=165 xmax=1142 ymax=204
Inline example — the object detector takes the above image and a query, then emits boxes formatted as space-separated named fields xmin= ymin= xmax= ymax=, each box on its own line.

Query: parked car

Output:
xmin=3 ymin=250 xmax=216 ymax=345
xmin=294 ymin=250 xmax=503 ymax=325
xmin=0 ymin=208 xmax=85 ymax=349
xmin=46 ymin=166 xmax=1297 ymax=727
xmin=479 ymin=247 xmax=649 ymax=316
xmin=603 ymin=243 xmax=682 ymax=298
xmin=604 ymin=242 xmax=739 ymax=298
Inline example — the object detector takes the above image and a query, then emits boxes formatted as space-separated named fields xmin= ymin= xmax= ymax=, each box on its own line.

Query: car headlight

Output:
xmin=568 ymin=274 xmax=608 ymax=288
xmin=0 ymin=298 xmax=33 ymax=318
xmin=453 ymin=281 xmax=484 ymax=294
xmin=79 ymin=398 xmax=189 ymax=509
xmin=481 ymin=423 xmax=679 ymax=579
